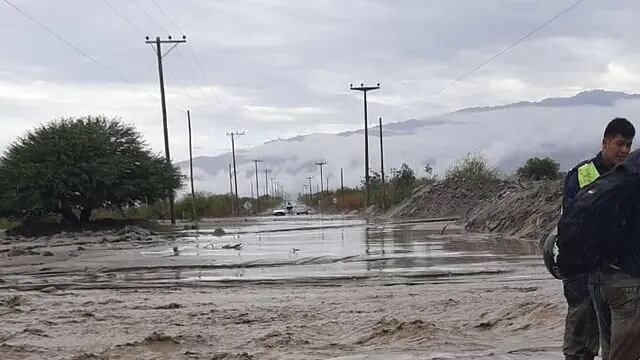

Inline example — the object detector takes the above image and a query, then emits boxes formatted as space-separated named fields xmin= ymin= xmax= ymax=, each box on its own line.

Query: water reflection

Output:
xmin=128 ymin=218 xmax=538 ymax=283
xmin=22 ymin=218 xmax=538 ymax=286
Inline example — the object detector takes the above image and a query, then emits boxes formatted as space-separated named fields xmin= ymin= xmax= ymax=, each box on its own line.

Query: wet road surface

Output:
xmin=0 ymin=216 xmax=568 ymax=360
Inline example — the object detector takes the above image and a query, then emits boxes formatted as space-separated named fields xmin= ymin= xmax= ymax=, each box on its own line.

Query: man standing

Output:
xmin=561 ymin=118 xmax=635 ymax=360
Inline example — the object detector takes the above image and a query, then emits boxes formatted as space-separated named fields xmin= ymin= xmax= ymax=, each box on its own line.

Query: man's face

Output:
xmin=602 ymin=134 xmax=633 ymax=166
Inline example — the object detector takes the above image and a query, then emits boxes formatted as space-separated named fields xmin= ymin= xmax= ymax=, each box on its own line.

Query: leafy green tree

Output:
xmin=517 ymin=157 xmax=560 ymax=180
xmin=0 ymin=116 xmax=183 ymax=225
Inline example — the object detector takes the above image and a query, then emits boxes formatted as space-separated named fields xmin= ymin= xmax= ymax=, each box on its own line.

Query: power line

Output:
xmin=185 ymin=46 xmax=222 ymax=105
xmin=132 ymin=0 xmax=221 ymax=107
xmin=149 ymin=0 xmax=221 ymax=105
xmin=100 ymin=0 xmax=213 ymax=114
xmin=3 ymin=0 xmax=194 ymax=118
xmin=3 ymin=0 xmax=135 ymax=87
xmin=152 ymin=0 xmax=184 ymax=36
xmin=132 ymin=0 xmax=171 ymax=35
xmin=413 ymin=0 xmax=588 ymax=106
xmin=101 ymin=0 xmax=145 ymax=35
xmin=175 ymin=48 xmax=219 ymax=109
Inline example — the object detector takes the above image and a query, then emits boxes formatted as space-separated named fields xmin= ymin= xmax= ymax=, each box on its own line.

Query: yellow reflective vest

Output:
xmin=577 ymin=162 xmax=600 ymax=188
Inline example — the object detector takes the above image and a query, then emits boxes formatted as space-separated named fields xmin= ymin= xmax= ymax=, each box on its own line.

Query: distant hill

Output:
xmin=177 ymin=90 xmax=640 ymax=196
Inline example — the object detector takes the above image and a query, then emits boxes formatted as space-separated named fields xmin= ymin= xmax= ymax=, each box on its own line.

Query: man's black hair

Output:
xmin=604 ymin=117 xmax=635 ymax=139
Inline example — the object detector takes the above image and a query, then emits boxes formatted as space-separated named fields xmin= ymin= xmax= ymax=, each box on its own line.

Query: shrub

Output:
xmin=445 ymin=153 xmax=497 ymax=184
xmin=517 ymin=157 xmax=560 ymax=180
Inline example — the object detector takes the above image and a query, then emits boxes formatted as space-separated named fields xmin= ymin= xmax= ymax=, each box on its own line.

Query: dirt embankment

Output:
xmin=385 ymin=178 xmax=508 ymax=219
xmin=388 ymin=178 xmax=562 ymax=240
xmin=463 ymin=179 xmax=562 ymax=240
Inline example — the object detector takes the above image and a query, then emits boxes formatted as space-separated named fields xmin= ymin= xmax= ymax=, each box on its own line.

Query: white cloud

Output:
xmin=2 ymin=0 xmax=639 ymax=165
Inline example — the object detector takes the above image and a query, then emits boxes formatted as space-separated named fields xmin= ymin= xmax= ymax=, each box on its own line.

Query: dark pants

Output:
xmin=590 ymin=267 xmax=640 ymax=360
xmin=563 ymin=274 xmax=600 ymax=359
xmin=589 ymin=269 xmax=612 ymax=360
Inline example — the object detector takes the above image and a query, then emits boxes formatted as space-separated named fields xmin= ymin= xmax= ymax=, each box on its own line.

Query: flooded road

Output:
xmin=0 ymin=216 xmax=567 ymax=359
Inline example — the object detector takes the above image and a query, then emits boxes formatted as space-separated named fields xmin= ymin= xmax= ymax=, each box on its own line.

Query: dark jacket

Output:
xmin=614 ymin=149 xmax=640 ymax=276
xmin=563 ymin=152 xmax=612 ymax=214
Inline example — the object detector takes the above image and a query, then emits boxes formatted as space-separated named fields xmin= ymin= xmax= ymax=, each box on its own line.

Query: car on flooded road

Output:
xmin=272 ymin=208 xmax=287 ymax=216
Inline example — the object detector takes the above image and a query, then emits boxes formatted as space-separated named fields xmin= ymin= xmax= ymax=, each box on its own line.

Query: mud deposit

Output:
xmin=1 ymin=216 xmax=566 ymax=359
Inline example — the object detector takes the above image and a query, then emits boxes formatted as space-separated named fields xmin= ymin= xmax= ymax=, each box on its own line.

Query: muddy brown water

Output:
xmin=0 ymin=216 xmax=569 ymax=359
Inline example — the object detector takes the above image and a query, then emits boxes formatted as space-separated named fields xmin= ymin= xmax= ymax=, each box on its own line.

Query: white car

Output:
xmin=294 ymin=205 xmax=310 ymax=215
xmin=272 ymin=209 xmax=287 ymax=216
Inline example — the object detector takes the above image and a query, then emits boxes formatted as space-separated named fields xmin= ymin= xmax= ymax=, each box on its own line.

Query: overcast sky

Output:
xmin=2 ymin=0 xmax=639 ymax=162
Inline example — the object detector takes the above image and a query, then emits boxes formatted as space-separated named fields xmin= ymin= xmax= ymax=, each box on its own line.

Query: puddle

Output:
xmin=0 ymin=217 xmax=544 ymax=290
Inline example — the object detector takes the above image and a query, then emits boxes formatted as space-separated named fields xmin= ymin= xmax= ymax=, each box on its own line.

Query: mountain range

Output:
xmin=177 ymin=90 xmax=640 ymax=196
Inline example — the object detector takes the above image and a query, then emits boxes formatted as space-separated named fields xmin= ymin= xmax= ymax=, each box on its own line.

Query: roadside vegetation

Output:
xmin=298 ymin=153 xmax=562 ymax=213
xmin=0 ymin=115 xmax=566 ymax=232
xmin=516 ymin=156 xmax=561 ymax=181
xmin=0 ymin=116 xmax=182 ymax=230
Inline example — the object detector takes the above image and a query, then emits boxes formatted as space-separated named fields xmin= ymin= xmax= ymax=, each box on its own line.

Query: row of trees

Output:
xmin=0 ymin=115 xmax=563 ymax=228
xmin=297 ymin=154 xmax=561 ymax=211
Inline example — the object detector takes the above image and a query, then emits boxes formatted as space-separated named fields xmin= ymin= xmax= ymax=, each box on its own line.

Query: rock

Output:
xmin=77 ymin=246 xmax=86 ymax=251
xmin=210 ymin=352 xmax=254 ymax=360
xmin=213 ymin=228 xmax=226 ymax=236
xmin=7 ymin=247 xmax=39 ymax=257
xmin=222 ymin=243 xmax=242 ymax=250
xmin=0 ymin=295 xmax=24 ymax=307
xmin=114 ymin=226 xmax=152 ymax=242
xmin=40 ymin=286 xmax=58 ymax=293
xmin=71 ymin=354 xmax=107 ymax=360
xmin=142 ymin=331 xmax=179 ymax=344
xmin=42 ymin=251 xmax=54 ymax=257
xmin=155 ymin=303 xmax=183 ymax=310
xmin=23 ymin=328 xmax=48 ymax=337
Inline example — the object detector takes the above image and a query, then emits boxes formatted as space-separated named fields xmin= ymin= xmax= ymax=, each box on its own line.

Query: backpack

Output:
xmin=552 ymin=170 xmax=640 ymax=279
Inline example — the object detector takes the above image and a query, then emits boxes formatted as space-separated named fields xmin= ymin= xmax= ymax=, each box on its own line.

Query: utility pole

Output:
xmin=379 ymin=116 xmax=386 ymax=211
xmin=253 ymin=159 xmax=263 ymax=213
xmin=228 ymin=163 xmax=234 ymax=215
xmin=145 ymin=35 xmax=187 ymax=225
xmin=315 ymin=161 xmax=327 ymax=194
xmin=271 ymin=177 xmax=276 ymax=199
xmin=264 ymin=169 xmax=272 ymax=198
xmin=306 ymin=177 xmax=314 ymax=204
xmin=340 ymin=168 xmax=344 ymax=191
xmin=187 ymin=110 xmax=196 ymax=220
xmin=350 ymin=82 xmax=380 ymax=208
xmin=315 ymin=161 xmax=327 ymax=211
xmin=303 ymin=184 xmax=309 ymax=203
xmin=226 ymin=131 xmax=244 ymax=216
